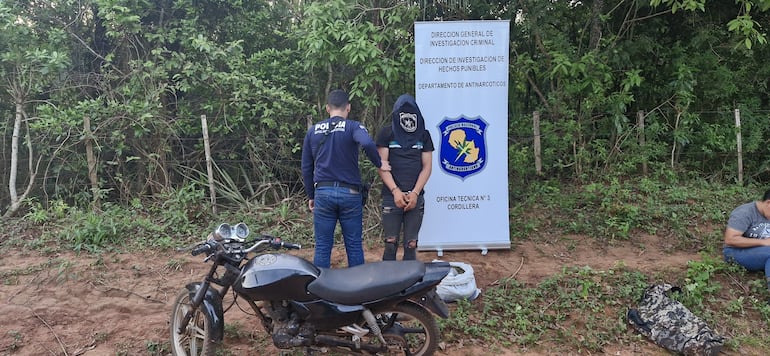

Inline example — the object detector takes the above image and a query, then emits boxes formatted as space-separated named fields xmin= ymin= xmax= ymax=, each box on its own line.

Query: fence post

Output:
xmin=201 ymin=114 xmax=217 ymax=214
xmin=734 ymin=109 xmax=743 ymax=186
xmin=637 ymin=111 xmax=647 ymax=176
xmin=533 ymin=111 xmax=542 ymax=175
xmin=83 ymin=116 xmax=100 ymax=211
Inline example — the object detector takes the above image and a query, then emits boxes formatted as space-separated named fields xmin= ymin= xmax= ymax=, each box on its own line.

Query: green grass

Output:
xmin=438 ymin=178 xmax=770 ymax=353
xmin=438 ymin=258 xmax=770 ymax=353
xmin=4 ymin=177 xmax=770 ymax=354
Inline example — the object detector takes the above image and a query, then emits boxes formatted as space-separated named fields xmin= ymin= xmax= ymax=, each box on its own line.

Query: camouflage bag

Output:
xmin=627 ymin=284 xmax=724 ymax=356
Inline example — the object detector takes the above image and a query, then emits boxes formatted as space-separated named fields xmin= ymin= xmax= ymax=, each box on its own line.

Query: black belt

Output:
xmin=314 ymin=181 xmax=359 ymax=192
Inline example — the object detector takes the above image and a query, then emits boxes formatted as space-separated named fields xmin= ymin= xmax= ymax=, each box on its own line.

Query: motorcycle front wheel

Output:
xmin=373 ymin=302 xmax=440 ymax=356
xmin=169 ymin=289 xmax=220 ymax=356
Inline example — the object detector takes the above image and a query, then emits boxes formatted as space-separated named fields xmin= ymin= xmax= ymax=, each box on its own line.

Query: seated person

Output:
xmin=723 ymin=189 xmax=770 ymax=294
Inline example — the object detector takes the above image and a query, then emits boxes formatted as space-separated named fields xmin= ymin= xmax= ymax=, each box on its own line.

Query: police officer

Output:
xmin=301 ymin=89 xmax=388 ymax=268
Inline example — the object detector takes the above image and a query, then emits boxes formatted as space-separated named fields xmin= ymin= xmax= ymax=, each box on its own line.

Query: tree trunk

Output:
xmin=4 ymin=97 xmax=34 ymax=218
xmin=589 ymin=0 xmax=604 ymax=50
xmin=7 ymin=98 xmax=22 ymax=210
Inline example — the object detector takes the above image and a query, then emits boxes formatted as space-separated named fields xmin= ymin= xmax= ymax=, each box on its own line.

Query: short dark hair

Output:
xmin=327 ymin=89 xmax=349 ymax=108
xmin=763 ymin=189 xmax=770 ymax=201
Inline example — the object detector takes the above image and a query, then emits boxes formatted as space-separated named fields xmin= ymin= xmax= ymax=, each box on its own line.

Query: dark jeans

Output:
xmin=381 ymin=194 xmax=425 ymax=261
xmin=723 ymin=246 xmax=770 ymax=290
xmin=313 ymin=186 xmax=364 ymax=268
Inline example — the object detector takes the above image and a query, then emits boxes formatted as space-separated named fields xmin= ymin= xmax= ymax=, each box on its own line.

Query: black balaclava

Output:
xmin=391 ymin=94 xmax=425 ymax=149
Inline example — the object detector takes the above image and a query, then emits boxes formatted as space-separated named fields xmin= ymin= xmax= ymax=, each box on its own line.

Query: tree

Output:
xmin=1 ymin=2 xmax=69 ymax=217
xmin=651 ymin=0 xmax=770 ymax=48
xmin=296 ymin=0 xmax=420 ymax=126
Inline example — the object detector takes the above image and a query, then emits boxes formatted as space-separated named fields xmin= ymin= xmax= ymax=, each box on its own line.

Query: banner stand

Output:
xmin=415 ymin=20 xmax=511 ymax=255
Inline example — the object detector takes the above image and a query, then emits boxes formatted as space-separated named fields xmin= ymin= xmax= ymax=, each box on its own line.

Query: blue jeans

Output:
xmin=381 ymin=194 xmax=425 ymax=261
xmin=313 ymin=186 xmax=364 ymax=268
xmin=723 ymin=246 xmax=770 ymax=289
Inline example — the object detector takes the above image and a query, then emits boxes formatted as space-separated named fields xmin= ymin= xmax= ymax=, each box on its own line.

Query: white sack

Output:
xmin=434 ymin=261 xmax=481 ymax=302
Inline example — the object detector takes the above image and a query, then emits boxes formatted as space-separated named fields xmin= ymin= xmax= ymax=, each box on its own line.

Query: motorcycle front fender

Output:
xmin=412 ymin=289 xmax=450 ymax=319
xmin=185 ymin=282 xmax=225 ymax=342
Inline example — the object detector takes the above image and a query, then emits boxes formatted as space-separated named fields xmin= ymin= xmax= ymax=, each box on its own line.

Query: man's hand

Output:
xmin=404 ymin=191 xmax=418 ymax=211
xmin=394 ymin=189 xmax=408 ymax=209
xmin=379 ymin=160 xmax=392 ymax=172
xmin=308 ymin=199 xmax=314 ymax=212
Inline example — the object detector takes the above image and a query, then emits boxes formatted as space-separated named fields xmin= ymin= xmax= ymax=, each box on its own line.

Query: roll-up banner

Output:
xmin=415 ymin=20 xmax=511 ymax=255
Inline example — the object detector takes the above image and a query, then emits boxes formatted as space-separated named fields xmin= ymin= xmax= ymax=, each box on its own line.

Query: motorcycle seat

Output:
xmin=307 ymin=261 xmax=426 ymax=304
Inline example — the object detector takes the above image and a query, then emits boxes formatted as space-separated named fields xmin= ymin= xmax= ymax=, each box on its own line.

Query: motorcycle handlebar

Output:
xmin=188 ymin=236 xmax=301 ymax=256
xmin=267 ymin=236 xmax=301 ymax=250
xmin=279 ymin=241 xmax=302 ymax=250
xmin=190 ymin=241 xmax=216 ymax=256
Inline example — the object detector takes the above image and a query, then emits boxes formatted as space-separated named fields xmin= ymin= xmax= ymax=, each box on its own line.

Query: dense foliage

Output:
xmin=1 ymin=0 xmax=770 ymax=216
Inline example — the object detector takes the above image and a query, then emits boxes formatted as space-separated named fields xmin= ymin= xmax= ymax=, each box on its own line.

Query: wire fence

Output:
xmin=1 ymin=108 xmax=768 ymax=211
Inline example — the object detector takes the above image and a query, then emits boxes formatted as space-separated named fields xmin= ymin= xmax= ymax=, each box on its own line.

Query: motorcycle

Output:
xmin=169 ymin=222 xmax=452 ymax=356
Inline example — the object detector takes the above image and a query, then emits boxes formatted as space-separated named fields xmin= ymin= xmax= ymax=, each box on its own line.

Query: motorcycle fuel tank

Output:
xmin=234 ymin=253 xmax=320 ymax=302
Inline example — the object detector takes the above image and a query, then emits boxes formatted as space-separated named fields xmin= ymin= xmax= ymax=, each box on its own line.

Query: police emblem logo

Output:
xmin=399 ymin=112 xmax=418 ymax=133
xmin=438 ymin=115 xmax=487 ymax=180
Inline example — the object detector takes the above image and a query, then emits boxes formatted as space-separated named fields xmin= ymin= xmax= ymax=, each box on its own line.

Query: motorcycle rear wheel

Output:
xmin=374 ymin=302 xmax=440 ymax=356
xmin=169 ymin=289 xmax=220 ymax=356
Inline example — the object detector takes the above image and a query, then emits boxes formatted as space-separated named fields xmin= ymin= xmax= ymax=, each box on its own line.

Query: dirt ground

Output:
xmin=0 ymin=231 xmax=707 ymax=356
